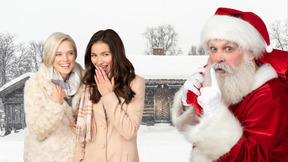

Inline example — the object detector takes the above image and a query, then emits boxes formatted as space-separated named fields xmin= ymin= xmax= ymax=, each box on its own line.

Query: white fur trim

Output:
xmin=184 ymin=102 xmax=243 ymax=161
xmin=201 ymin=15 xmax=266 ymax=59
xmin=190 ymin=149 xmax=211 ymax=162
xmin=171 ymin=87 xmax=198 ymax=131
xmin=266 ymin=45 xmax=273 ymax=53
xmin=250 ymin=64 xmax=278 ymax=91
xmin=171 ymin=87 xmax=185 ymax=124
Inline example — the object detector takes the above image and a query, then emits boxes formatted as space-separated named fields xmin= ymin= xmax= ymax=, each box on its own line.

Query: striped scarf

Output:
xmin=76 ymin=85 xmax=97 ymax=142
xmin=48 ymin=64 xmax=82 ymax=106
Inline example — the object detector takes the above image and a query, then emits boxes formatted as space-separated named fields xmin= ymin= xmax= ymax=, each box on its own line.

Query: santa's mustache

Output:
xmin=211 ymin=62 xmax=233 ymax=74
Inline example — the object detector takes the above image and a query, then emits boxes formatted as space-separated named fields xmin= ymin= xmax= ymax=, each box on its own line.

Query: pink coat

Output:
xmin=73 ymin=75 xmax=145 ymax=162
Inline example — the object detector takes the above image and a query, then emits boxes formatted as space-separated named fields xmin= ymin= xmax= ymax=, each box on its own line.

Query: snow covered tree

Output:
xmin=143 ymin=24 xmax=182 ymax=55
xmin=9 ymin=40 xmax=44 ymax=78
xmin=269 ymin=19 xmax=288 ymax=51
xmin=0 ymin=32 xmax=44 ymax=86
xmin=0 ymin=33 xmax=17 ymax=86
xmin=188 ymin=45 xmax=197 ymax=55
xmin=188 ymin=45 xmax=207 ymax=55
xmin=26 ymin=41 xmax=44 ymax=72
xmin=10 ymin=43 xmax=33 ymax=77
xmin=197 ymin=45 xmax=205 ymax=55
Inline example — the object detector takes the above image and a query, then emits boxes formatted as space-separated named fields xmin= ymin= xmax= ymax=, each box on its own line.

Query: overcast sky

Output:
xmin=1 ymin=0 xmax=287 ymax=66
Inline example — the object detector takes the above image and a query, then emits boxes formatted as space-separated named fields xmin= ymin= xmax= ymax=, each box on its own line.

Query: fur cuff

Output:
xmin=171 ymin=87 xmax=198 ymax=131
xmin=184 ymin=103 xmax=243 ymax=161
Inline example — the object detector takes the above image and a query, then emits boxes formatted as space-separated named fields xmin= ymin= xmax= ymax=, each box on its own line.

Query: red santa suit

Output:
xmin=171 ymin=7 xmax=288 ymax=162
xmin=219 ymin=64 xmax=288 ymax=161
xmin=172 ymin=64 xmax=288 ymax=162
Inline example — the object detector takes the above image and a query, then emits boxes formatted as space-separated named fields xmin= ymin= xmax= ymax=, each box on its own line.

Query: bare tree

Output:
xmin=0 ymin=33 xmax=17 ymax=86
xmin=143 ymin=24 xmax=182 ymax=55
xmin=188 ymin=45 xmax=197 ymax=55
xmin=0 ymin=33 xmax=44 ymax=86
xmin=26 ymin=41 xmax=44 ymax=72
xmin=188 ymin=45 xmax=206 ymax=55
xmin=11 ymin=40 xmax=44 ymax=77
xmin=11 ymin=43 xmax=34 ymax=76
xmin=269 ymin=19 xmax=288 ymax=51
xmin=197 ymin=45 xmax=206 ymax=55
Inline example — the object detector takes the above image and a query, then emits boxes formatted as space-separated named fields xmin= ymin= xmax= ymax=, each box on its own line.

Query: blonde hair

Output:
xmin=43 ymin=32 xmax=77 ymax=67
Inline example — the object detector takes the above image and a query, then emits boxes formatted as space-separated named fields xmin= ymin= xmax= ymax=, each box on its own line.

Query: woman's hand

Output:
xmin=48 ymin=82 xmax=64 ymax=104
xmin=94 ymin=66 xmax=114 ymax=96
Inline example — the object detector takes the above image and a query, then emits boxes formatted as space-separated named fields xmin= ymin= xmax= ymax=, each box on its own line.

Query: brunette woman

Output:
xmin=73 ymin=29 xmax=145 ymax=162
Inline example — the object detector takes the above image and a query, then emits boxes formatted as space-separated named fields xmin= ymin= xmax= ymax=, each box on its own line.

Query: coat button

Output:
xmin=100 ymin=124 xmax=106 ymax=129
xmin=100 ymin=143 xmax=105 ymax=148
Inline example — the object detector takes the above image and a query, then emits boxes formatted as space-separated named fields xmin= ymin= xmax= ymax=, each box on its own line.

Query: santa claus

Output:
xmin=172 ymin=7 xmax=288 ymax=162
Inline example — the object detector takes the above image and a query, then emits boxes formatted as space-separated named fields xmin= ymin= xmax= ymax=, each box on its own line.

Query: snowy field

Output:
xmin=0 ymin=124 xmax=191 ymax=162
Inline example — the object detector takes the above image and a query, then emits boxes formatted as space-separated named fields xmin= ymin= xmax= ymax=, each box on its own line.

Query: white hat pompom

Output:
xmin=266 ymin=45 xmax=273 ymax=53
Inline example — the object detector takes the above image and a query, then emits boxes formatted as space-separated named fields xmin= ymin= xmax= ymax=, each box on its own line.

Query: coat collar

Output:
xmin=37 ymin=64 xmax=53 ymax=95
xmin=35 ymin=63 xmax=83 ymax=111
xmin=250 ymin=64 xmax=278 ymax=92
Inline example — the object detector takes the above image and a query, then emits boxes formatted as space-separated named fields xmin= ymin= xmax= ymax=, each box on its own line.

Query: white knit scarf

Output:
xmin=76 ymin=85 xmax=97 ymax=142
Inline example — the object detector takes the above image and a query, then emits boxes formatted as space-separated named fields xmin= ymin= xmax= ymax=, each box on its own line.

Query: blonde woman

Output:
xmin=24 ymin=32 xmax=84 ymax=162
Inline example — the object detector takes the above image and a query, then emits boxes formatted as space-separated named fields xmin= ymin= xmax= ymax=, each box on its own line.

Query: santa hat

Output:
xmin=201 ymin=7 xmax=288 ymax=87
xmin=201 ymin=7 xmax=273 ymax=59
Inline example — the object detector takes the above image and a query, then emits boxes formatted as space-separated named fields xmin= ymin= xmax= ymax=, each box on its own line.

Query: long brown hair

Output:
xmin=82 ymin=29 xmax=136 ymax=104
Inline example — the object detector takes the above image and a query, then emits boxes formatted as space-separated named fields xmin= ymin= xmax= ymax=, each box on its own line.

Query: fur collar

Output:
xmin=34 ymin=63 xmax=84 ymax=111
xmin=250 ymin=64 xmax=278 ymax=92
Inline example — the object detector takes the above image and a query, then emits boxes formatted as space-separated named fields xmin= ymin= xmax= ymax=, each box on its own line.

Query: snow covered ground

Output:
xmin=0 ymin=124 xmax=191 ymax=162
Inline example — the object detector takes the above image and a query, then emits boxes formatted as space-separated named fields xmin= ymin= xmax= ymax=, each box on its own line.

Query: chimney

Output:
xmin=152 ymin=47 xmax=164 ymax=55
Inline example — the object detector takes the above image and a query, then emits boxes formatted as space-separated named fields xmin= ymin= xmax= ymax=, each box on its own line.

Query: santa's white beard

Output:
xmin=204 ymin=55 xmax=256 ymax=106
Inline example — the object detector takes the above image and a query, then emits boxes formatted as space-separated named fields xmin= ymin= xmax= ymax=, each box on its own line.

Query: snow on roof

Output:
xmin=0 ymin=72 xmax=34 ymax=92
xmin=127 ymin=55 xmax=209 ymax=79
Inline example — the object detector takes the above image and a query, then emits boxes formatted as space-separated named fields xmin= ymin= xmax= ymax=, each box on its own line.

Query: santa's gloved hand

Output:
xmin=181 ymin=67 xmax=205 ymax=106
xmin=184 ymin=67 xmax=205 ymax=96
xmin=197 ymin=68 xmax=221 ymax=118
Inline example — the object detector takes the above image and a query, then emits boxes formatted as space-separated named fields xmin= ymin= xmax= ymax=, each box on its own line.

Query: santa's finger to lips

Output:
xmin=210 ymin=68 xmax=219 ymax=88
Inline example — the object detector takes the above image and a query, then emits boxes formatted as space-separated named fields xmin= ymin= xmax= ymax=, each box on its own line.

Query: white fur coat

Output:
xmin=23 ymin=63 xmax=84 ymax=162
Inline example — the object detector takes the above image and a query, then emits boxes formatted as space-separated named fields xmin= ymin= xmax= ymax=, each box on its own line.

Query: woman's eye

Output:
xmin=91 ymin=54 xmax=96 ymax=57
xmin=56 ymin=53 xmax=61 ymax=56
xmin=104 ymin=53 xmax=110 ymax=56
xmin=69 ymin=52 xmax=74 ymax=55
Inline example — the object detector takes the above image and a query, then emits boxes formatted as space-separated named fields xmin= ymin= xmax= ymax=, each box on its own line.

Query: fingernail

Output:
xmin=95 ymin=69 xmax=97 ymax=73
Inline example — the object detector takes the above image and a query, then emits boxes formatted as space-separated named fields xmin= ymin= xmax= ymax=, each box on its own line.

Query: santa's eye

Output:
xmin=226 ymin=47 xmax=232 ymax=51
xmin=210 ymin=47 xmax=217 ymax=51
